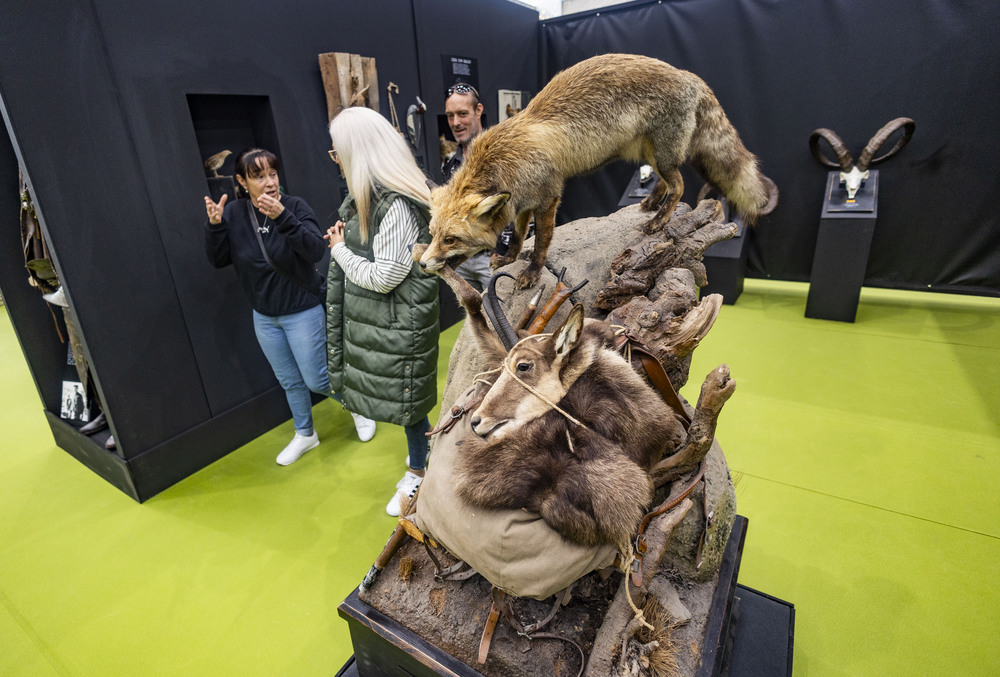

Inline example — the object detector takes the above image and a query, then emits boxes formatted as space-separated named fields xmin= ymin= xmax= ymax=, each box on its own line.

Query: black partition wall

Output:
xmin=0 ymin=0 xmax=539 ymax=501
xmin=542 ymin=0 xmax=1000 ymax=295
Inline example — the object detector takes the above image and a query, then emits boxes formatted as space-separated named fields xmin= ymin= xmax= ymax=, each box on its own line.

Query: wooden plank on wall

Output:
xmin=363 ymin=57 xmax=379 ymax=112
xmin=318 ymin=52 xmax=379 ymax=122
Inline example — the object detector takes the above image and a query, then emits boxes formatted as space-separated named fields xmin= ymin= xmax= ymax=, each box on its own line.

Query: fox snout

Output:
xmin=418 ymin=239 xmax=473 ymax=274
xmin=413 ymin=242 xmax=445 ymax=273
xmin=418 ymin=252 xmax=446 ymax=273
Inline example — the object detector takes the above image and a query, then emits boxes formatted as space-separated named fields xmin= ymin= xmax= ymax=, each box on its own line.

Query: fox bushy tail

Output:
xmin=688 ymin=92 xmax=769 ymax=220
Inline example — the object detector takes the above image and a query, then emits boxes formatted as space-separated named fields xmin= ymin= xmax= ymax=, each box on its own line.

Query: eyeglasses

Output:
xmin=447 ymin=83 xmax=480 ymax=100
xmin=328 ymin=149 xmax=338 ymax=162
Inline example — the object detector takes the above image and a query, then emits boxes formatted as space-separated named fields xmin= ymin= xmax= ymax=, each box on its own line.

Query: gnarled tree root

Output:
xmin=595 ymin=200 xmax=734 ymax=311
xmin=653 ymin=366 xmax=735 ymax=488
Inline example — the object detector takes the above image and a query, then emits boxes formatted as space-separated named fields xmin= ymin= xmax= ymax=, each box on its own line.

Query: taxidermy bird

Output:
xmin=203 ymin=149 xmax=232 ymax=177
xmin=349 ymin=74 xmax=371 ymax=108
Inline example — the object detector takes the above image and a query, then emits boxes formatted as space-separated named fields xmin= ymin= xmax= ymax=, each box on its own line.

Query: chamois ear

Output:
xmin=470 ymin=192 xmax=511 ymax=223
xmin=553 ymin=304 xmax=585 ymax=365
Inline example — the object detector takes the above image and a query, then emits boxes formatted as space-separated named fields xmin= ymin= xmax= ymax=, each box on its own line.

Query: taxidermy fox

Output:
xmin=418 ymin=53 xmax=776 ymax=289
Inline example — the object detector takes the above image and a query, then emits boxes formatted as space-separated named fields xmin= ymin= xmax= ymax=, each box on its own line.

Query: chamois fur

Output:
xmin=418 ymin=53 xmax=772 ymax=289
xmin=460 ymin=306 xmax=687 ymax=548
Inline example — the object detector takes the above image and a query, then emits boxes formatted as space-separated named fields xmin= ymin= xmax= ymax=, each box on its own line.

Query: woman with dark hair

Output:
xmin=326 ymin=107 xmax=439 ymax=516
xmin=204 ymin=148 xmax=375 ymax=466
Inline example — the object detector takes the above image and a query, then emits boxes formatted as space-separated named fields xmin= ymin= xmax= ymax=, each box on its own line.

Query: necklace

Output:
xmin=253 ymin=207 xmax=271 ymax=234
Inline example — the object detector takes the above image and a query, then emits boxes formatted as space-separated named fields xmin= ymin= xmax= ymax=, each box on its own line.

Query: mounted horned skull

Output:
xmin=809 ymin=117 xmax=915 ymax=199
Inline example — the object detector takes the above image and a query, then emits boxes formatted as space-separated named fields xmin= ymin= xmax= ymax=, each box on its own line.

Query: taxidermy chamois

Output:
xmin=418 ymin=53 xmax=777 ymax=289
xmin=422 ymin=250 xmax=687 ymax=548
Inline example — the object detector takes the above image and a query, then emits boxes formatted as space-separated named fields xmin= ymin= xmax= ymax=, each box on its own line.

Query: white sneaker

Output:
xmin=276 ymin=432 xmax=319 ymax=466
xmin=386 ymin=470 xmax=423 ymax=517
xmin=351 ymin=412 xmax=376 ymax=442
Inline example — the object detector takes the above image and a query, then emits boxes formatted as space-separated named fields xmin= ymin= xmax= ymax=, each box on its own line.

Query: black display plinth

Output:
xmin=702 ymin=210 xmax=749 ymax=305
xmin=617 ymin=168 xmax=659 ymax=208
xmin=338 ymin=517 xmax=773 ymax=677
xmin=805 ymin=170 xmax=879 ymax=322
xmin=205 ymin=175 xmax=236 ymax=204
xmin=339 ymin=590 xmax=483 ymax=677
xmin=725 ymin=585 xmax=795 ymax=677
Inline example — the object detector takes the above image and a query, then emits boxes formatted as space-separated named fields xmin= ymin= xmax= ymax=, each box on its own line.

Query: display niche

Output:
xmin=186 ymin=94 xmax=283 ymax=203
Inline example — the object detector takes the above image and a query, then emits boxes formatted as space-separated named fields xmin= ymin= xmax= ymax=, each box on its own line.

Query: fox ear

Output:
xmin=470 ymin=192 xmax=510 ymax=223
xmin=554 ymin=304 xmax=585 ymax=365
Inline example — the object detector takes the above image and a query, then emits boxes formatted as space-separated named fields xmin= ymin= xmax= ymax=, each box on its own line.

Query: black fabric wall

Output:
xmin=542 ymin=0 xmax=1000 ymax=295
xmin=415 ymin=0 xmax=541 ymax=184
xmin=0 ymin=0 xmax=538 ymax=474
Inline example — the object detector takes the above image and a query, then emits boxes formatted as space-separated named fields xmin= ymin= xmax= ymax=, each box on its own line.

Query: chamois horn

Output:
xmin=483 ymin=271 xmax=519 ymax=351
xmin=809 ymin=127 xmax=855 ymax=171
xmin=856 ymin=117 xmax=916 ymax=171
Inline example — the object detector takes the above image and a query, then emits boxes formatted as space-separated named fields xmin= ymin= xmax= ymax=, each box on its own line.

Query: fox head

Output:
xmin=417 ymin=185 xmax=511 ymax=273
xmin=470 ymin=304 xmax=594 ymax=440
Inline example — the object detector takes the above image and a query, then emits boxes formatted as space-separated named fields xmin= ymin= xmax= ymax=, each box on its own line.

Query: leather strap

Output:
xmin=247 ymin=200 xmax=320 ymax=295
xmin=478 ymin=592 xmax=504 ymax=664
xmin=427 ymin=384 xmax=490 ymax=436
xmin=426 ymin=402 xmax=473 ymax=436
xmin=478 ymin=586 xmax=586 ymax=676
xmin=631 ymin=461 xmax=705 ymax=587
xmin=615 ymin=334 xmax=691 ymax=424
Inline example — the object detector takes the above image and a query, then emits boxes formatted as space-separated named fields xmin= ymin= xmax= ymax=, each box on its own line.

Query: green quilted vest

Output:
xmin=326 ymin=190 xmax=439 ymax=426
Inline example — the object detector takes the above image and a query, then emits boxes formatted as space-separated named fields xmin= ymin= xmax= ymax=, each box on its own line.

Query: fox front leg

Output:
xmin=514 ymin=198 xmax=559 ymax=289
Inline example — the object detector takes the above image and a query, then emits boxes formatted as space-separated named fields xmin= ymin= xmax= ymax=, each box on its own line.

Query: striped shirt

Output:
xmin=331 ymin=197 xmax=419 ymax=294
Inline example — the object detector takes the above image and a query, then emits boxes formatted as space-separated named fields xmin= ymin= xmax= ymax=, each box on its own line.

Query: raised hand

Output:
xmin=204 ymin=194 xmax=228 ymax=224
xmin=256 ymin=192 xmax=285 ymax=219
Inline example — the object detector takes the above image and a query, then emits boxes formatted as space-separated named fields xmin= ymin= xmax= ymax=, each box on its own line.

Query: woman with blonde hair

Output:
xmin=326 ymin=106 xmax=440 ymax=516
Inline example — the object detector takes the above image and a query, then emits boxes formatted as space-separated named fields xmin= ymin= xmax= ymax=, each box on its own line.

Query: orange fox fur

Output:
xmin=418 ymin=53 xmax=772 ymax=288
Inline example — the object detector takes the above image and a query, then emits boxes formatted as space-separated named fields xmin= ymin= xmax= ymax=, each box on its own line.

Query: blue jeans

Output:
xmin=405 ymin=416 xmax=430 ymax=470
xmin=253 ymin=305 xmax=331 ymax=436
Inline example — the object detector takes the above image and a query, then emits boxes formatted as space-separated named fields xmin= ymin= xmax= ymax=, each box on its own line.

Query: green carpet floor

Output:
xmin=1 ymin=279 xmax=998 ymax=676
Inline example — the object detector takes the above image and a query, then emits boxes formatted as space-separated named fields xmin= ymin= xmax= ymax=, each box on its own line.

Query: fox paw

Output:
xmin=515 ymin=264 xmax=541 ymax=289
xmin=490 ymin=252 xmax=516 ymax=269
xmin=641 ymin=214 xmax=667 ymax=235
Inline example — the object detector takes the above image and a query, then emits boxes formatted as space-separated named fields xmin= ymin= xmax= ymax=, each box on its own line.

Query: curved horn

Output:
xmin=483 ymin=271 xmax=519 ymax=351
xmin=857 ymin=117 xmax=915 ymax=171
xmin=757 ymin=174 xmax=780 ymax=217
xmin=809 ymin=128 xmax=854 ymax=171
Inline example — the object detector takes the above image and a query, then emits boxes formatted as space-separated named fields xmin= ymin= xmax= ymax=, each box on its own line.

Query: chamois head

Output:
xmin=470 ymin=304 xmax=593 ymax=440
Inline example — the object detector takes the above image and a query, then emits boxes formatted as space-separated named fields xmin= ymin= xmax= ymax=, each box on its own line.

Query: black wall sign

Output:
xmin=441 ymin=54 xmax=479 ymax=94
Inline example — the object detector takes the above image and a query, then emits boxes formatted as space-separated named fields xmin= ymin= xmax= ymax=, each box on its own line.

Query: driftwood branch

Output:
xmin=595 ymin=200 xmax=735 ymax=311
xmin=612 ymin=293 xmax=723 ymax=361
xmin=652 ymin=366 xmax=735 ymax=487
